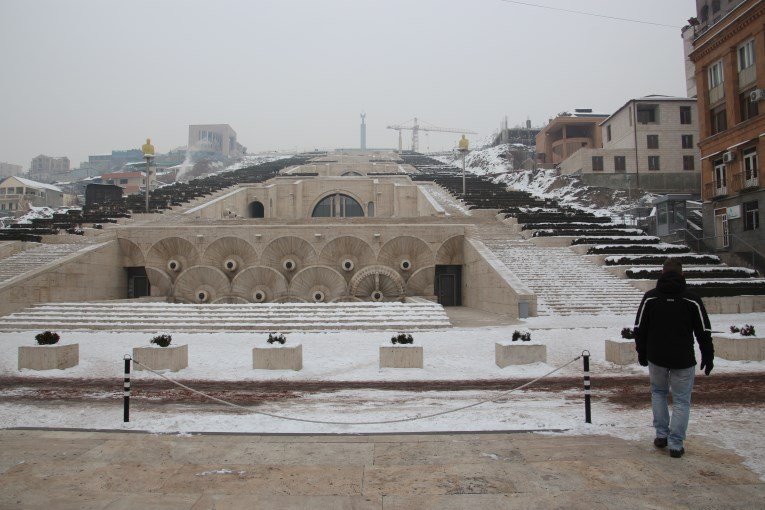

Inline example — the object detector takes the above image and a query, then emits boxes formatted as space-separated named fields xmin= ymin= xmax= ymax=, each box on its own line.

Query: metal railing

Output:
xmin=662 ymin=228 xmax=765 ymax=275
xmin=703 ymin=181 xmax=727 ymax=200
xmin=729 ymin=172 xmax=760 ymax=193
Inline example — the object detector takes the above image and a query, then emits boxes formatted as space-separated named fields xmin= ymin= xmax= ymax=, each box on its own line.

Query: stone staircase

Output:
xmin=0 ymin=301 xmax=452 ymax=332
xmin=0 ymin=243 xmax=93 ymax=284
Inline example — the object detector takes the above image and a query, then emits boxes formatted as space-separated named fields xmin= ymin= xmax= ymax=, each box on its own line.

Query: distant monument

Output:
xmin=141 ymin=138 xmax=155 ymax=157
xmin=360 ymin=112 xmax=367 ymax=150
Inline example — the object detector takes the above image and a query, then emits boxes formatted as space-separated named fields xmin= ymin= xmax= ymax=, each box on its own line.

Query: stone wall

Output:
xmin=462 ymin=237 xmax=536 ymax=318
xmin=0 ymin=240 xmax=126 ymax=317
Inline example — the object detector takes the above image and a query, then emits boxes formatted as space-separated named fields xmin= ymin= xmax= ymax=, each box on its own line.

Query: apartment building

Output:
xmin=99 ymin=170 xmax=156 ymax=195
xmin=0 ymin=163 xmax=23 ymax=179
xmin=688 ymin=0 xmax=765 ymax=254
xmin=559 ymin=96 xmax=701 ymax=194
xmin=0 ymin=176 xmax=64 ymax=214
xmin=188 ymin=124 xmax=245 ymax=160
xmin=29 ymin=155 xmax=70 ymax=183
xmin=535 ymin=110 xmax=608 ymax=168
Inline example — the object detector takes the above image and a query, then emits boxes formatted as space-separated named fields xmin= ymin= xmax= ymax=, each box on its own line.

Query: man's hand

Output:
xmin=638 ymin=351 xmax=648 ymax=367
xmin=700 ymin=354 xmax=714 ymax=376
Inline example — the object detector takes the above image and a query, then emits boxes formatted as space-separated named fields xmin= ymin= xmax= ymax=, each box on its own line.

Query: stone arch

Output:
xmin=318 ymin=235 xmax=376 ymax=282
xmin=202 ymin=236 xmax=258 ymax=279
xmin=377 ymin=236 xmax=434 ymax=280
xmin=146 ymin=237 xmax=200 ymax=282
xmin=435 ymin=235 xmax=464 ymax=265
xmin=248 ymin=201 xmax=264 ymax=218
xmin=145 ymin=267 xmax=173 ymax=297
xmin=173 ymin=266 xmax=231 ymax=304
xmin=261 ymin=236 xmax=317 ymax=281
xmin=341 ymin=171 xmax=363 ymax=176
xmin=231 ymin=265 xmax=289 ymax=303
xmin=310 ymin=191 xmax=365 ymax=218
xmin=289 ymin=265 xmax=348 ymax=302
xmin=349 ymin=265 xmax=406 ymax=301
xmin=406 ymin=266 xmax=435 ymax=296
xmin=118 ymin=238 xmax=145 ymax=267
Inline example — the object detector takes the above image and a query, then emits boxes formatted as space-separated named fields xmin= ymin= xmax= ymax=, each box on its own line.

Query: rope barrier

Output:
xmin=127 ymin=355 xmax=583 ymax=426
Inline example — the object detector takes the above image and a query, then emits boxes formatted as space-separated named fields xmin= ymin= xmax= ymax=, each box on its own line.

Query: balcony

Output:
xmin=739 ymin=66 xmax=756 ymax=89
xmin=709 ymin=84 xmax=725 ymax=105
xmin=704 ymin=181 xmax=728 ymax=200
xmin=730 ymin=172 xmax=760 ymax=192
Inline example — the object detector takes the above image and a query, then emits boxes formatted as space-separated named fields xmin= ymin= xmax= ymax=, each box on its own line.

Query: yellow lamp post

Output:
xmin=457 ymin=134 xmax=469 ymax=196
xmin=141 ymin=138 xmax=155 ymax=213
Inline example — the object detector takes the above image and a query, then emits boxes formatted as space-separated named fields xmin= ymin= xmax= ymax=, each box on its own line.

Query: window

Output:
xmin=592 ymin=156 xmax=604 ymax=172
xmin=606 ymin=125 xmax=611 ymax=142
xmin=711 ymin=105 xmax=727 ymax=134
xmin=647 ymin=135 xmax=659 ymax=149
xmin=367 ymin=202 xmax=374 ymax=217
xmin=683 ymin=155 xmax=695 ymax=171
xmin=700 ymin=5 xmax=709 ymax=22
xmin=744 ymin=200 xmax=760 ymax=230
xmin=0 ymin=189 xmax=5 ymax=195
xmin=614 ymin=156 xmax=626 ymax=172
xmin=740 ymin=90 xmax=759 ymax=121
xmin=680 ymin=106 xmax=692 ymax=124
xmin=119 ymin=179 xmax=128 ymax=184
xmin=311 ymin=193 xmax=364 ymax=218
xmin=714 ymin=159 xmax=727 ymax=190
xmin=711 ymin=0 xmax=720 ymax=13
xmin=682 ymin=135 xmax=694 ymax=149
xmin=636 ymin=104 xmax=658 ymax=124
xmin=15 ymin=187 xmax=23 ymax=194
xmin=738 ymin=39 xmax=755 ymax=71
xmin=708 ymin=60 xmax=724 ymax=89
xmin=648 ymin=156 xmax=660 ymax=171
xmin=744 ymin=146 xmax=759 ymax=183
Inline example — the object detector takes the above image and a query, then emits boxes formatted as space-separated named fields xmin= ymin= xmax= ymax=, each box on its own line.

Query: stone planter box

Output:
xmin=133 ymin=344 xmax=188 ymax=372
xmin=605 ymin=339 xmax=638 ymax=365
xmin=18 ymin=343 xmax=79 ymax=371
xmin=495 ymin=342 xmax=546 ymax=367
xmin=713 ymin=335 xmax=765 ymax=361
xmin=253 ymin=344 xmax=303 ymax=371
xmin=380 ymin=345 xmax=423 ymax=368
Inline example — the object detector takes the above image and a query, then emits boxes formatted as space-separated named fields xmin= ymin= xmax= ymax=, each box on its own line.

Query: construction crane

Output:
xmin=386 ymin=117 xmax=477 ymax=153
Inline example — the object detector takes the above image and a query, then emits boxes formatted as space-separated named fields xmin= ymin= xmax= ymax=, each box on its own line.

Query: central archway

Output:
xmin=248 ymin=201 xmax=265 ymax=218
xmin=311 ymin=193 xmax=364 ymax=218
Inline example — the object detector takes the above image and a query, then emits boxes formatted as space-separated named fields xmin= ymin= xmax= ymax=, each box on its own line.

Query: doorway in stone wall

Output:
xmin=434 ymin=265 xmax=461 ymax=306
xmin=126 ymin=267 xmax=150 ymax=298
xmin=248 ymin=201 xmax=265 ymax=218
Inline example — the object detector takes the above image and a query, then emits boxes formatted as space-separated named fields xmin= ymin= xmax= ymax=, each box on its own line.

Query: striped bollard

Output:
xmin=124 ymin=355 xmax=131 ymax=422
xmin=582 ymin=350 xmax=591 ymax=423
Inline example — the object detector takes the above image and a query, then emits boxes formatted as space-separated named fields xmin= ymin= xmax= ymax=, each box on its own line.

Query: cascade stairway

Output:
xmin=0 ymin=243 xmax=94 ymax=284
xmin=0 ymin=301 xmax=451 ymax=332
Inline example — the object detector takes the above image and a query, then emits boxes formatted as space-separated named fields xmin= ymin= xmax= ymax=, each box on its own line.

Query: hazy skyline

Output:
xmin=1 ymin=0 xmax=694 ymax=168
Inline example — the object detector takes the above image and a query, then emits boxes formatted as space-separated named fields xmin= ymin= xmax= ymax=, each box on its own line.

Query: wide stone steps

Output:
xmin=0 ymin=301 xmax=452 ymax=332
xmin=0 ymin=243 xmax=90 ymax=283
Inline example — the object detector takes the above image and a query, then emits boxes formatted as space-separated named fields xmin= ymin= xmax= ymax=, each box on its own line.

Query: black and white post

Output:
xmin=582 ymin=350 xmax=591 ymax=424
xmin=123 ymin=354 xmax=131 ymax=422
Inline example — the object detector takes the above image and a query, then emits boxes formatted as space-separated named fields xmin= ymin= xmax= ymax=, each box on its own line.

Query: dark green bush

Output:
xmin=621 ymin=327 xmax=636 ymax=339
xmin=267 ymin=333 xmax=286 ymax=344
xmin=511 ymin=330 xmax=531 ymax=342
xmin=151 ymin=334 xmax=172 ymax=347
xmin=35 ymin=331 xmax=60 ymax=345
xmin=391 ymin=333 xmax=414 ymax=344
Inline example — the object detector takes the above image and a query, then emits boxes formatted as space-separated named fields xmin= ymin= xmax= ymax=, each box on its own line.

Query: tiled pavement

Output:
xmin=0 ymin=429 xmax=762 ymax=509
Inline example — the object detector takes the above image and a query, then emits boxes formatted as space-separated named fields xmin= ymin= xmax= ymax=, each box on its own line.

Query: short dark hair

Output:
xmin=663 ymin=258 xmax=683 ymax=274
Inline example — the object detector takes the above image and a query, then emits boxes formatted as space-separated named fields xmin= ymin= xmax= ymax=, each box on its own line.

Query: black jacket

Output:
xmin=634 ymin=271 xmax=714 ymax=369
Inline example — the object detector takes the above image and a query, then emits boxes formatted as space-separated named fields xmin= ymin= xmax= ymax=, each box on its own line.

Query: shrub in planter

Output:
xmin=391 ymin=333 xmax=414 ymax=345
xmin=511 ymin=330 xmax=531 ymax=342
xmin=151 ymin=334 xmax=172 ymax=347
xmin=35 ymin=331 xmax=60 ymax=346
xmin=267 ymin=333 xmax=287 ymax=345
xmin=621 ymin=327 xmax=636 ymax=340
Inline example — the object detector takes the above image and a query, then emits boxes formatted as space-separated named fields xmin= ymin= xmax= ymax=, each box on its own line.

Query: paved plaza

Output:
xmin=0 ymin=428 xmax=763 ymax=509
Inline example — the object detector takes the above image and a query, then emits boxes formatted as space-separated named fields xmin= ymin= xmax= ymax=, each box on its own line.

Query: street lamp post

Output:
xmin=458 ymin=134 xmax=470 ymax=197
xmin=141 ymin=138 xmax=155 ymax=213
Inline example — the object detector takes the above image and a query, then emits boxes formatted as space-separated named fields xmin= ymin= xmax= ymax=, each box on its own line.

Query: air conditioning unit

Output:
xmin=750 ymin=89 xmax=765 ymax=102
xmin=723 ymin=151 xmax=736 ymax=163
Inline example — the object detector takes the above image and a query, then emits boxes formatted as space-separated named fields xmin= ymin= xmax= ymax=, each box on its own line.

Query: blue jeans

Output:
xmin=648 ymin=362 xmax=696 ymax=450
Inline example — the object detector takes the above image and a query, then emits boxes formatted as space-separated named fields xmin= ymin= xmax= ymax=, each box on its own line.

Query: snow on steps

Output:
xmin=0 ymin=301 xmax=451 ymax=332
xmin=478 ymin=231 xmax=644 ymax=316
xmin=0 ymin=243 xmax=92 ymax=284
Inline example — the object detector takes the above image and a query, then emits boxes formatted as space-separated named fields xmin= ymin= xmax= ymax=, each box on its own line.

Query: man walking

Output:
xmin=634 ymin=258 xmax=714 ymax=458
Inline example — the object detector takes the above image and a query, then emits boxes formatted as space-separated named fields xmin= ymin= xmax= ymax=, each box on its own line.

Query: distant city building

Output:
xmin=535 ymin=109 xmax=608 ymax=168
xmin=0 ymin=176 xmax=65 ymax=214
xmin=559 ymin=96 xmax=701 ymax=194
xmin=493 ymin=118 xmax=541 ymax=147
xmin=29 ymin=155 xmax=70 ymax=183
xmin=0 ymin=162 xmax=23 ymax=179
xmin=110 ymin=149 xmax=144 ymax=169
xmin=188 ymin=124 xmax=245 ymax=160
xmin=85 ymin=183 xmax=123 ymax=209
xmin=88 ymin=155 xmax=112 ymax=173
xmin=98 ymin=170 xmax=156 ymax=195
xmin=687 ymin=0 xmax=765 ymax=260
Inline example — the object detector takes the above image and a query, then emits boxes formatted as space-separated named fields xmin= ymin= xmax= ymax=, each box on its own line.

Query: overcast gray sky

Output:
xmin=0 ymin=0 xmax=694 ymax=168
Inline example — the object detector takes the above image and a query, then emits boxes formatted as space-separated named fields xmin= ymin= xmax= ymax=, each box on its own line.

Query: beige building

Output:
xmin=535 ymin=109 xmax=608 ymax=168
xmin=0 ymin=163 xmax=23 ymax=179
xmin=188 ymin=124 xmax=245 ymax=159
xmin=559 ymin=96 xmax=701 ymax=194
xmin=0 ymin=176 xmax=65 ymax=214
xmin=100 ymin=170 xmax=156 ymax=195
